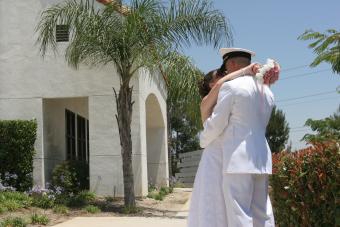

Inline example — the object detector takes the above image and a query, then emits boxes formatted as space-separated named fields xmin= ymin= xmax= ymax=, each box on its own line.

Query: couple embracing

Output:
xmin=187 ymin=48 xmax=280 ymax=227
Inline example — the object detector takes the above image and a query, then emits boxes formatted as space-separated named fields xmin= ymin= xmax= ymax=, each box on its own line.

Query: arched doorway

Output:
xmin=145 ymin=94 xmax=168 ymax=187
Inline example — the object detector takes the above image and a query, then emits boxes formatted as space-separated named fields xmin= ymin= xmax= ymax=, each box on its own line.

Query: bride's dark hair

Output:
xmin=198 ymin=68 xmax=225 ymax=98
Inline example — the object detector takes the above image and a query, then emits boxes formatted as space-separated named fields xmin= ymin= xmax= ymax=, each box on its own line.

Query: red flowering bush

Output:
xmin=271 ymin=142 xmax=339 ymax=227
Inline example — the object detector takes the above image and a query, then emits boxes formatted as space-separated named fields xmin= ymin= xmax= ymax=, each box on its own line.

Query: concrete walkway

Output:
xmin=53 ymin=217 xmax=187 ymax=227
xmin=53 ymin=188 xmax=192 ymax=227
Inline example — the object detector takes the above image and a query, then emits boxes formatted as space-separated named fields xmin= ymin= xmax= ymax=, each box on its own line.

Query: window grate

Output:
xmin=56 ymin=25 xmax=69 ymax=42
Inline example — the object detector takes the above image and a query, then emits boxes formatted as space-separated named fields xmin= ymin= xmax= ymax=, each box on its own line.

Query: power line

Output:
xmin=280 ymin=96 xmax=339 ymax=107
xmin=280 ymin=69 xmax=332 ymax=80
xmin=290 ymin=126 xmax=308 ymax=130
xmin=290 ymin=129 xmax=311 ymax=133
xmin=276 ymin=90 xmax=337 ymax=103
xmin=281 ymin=64 xmax=310 ymax=72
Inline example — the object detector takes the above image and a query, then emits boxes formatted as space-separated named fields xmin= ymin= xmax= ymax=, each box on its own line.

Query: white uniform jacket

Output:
xmin=200 ymin=76 xmax=275 ymax=174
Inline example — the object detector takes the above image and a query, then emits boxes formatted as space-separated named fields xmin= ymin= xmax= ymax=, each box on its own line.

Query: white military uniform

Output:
xmin=200 ymin=75 xmax=275 ymax=227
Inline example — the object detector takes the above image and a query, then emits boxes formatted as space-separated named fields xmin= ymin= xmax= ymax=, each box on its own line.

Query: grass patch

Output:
xmin=30 ymin=213 xmax=49 ymax=225
xmin=147 ymin=186 xmax=173 ymax=201
xmin=0 ymin=191 xmax=32 ymax=211
xmin=104 ymin=196 xmax=116 ymax=203
xmin=32 ymin=194 xmax=54 ymax=209
xmin=53 ymin=205 xmax=69 ymax=214
xmin=67 ymin=191 xmax=96 ymax=207
xmin=122 ymin=205 xmax=142 ymax=214
xmin=83 ymin=205 xmax=100 ymax=214
xmin=0 ymin=205 xmax=8 ymax=214
xmin=0 ymin=216 xmax=27 ymax=227
xmin=1 ymin=199 xmax=21 ymax=211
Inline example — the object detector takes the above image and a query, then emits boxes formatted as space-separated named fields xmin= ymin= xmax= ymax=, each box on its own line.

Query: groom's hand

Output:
xmin=244 ymin=63 xmax=261 ymax=76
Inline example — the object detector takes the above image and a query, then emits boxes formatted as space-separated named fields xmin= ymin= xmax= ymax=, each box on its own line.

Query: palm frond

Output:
xmin=164 ymin=52 xmax=203 ymax=128
xmin=299 ymin=29 xmax=340 ymax=74
xmin=159 ymin=0 xmax=232 ymax=49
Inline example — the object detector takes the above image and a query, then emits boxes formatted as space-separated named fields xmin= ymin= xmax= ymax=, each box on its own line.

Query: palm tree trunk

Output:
xmin=113 ymin=81 xmax=136 ymax=207
xmin=167 ymin=107 xmax=173 ymax=177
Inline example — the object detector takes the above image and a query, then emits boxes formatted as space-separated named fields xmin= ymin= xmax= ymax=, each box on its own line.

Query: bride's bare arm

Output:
xmin=200 ymin=63 xmax=259 ymax=123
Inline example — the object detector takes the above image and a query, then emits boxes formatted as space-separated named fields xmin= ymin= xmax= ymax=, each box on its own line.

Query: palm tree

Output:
xmin=299 ymin=29 xmax=340 ymax=74
xmin=164 ymin=53 xmax=203 ymax=176
xmin=36 ymin=0 xmax=232 ymax=208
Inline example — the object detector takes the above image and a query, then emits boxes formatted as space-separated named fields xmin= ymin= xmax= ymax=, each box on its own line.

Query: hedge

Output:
xmin=271 ymin=142 xmax=339 ymax=226
xmin=0 ymin=120 xmax=37 ymax=191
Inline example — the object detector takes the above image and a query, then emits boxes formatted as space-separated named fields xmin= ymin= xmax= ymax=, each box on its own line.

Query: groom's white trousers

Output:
xmin=222 ymin=174 xmax=275 ymax=227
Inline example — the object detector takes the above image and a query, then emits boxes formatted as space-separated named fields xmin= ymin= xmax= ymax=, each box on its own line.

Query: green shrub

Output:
xmin=51 ymin=161 xmax=89 ymax=195
xmin=30 ymin=213 xmax=49 ymax=225
xmin=83 ymin=205 xmax=100 ymax=214
xmin=0 ymin=217 xmax=26 ymax=227
xmin=53 ymin=205 xmax=69 ymax=214
xmin=271 ymin=143 xmax=339 ymax=226
xmin=0 ymin=120 xmax=37 ymax=191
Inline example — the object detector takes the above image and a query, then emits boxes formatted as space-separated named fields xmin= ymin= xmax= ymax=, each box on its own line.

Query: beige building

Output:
xmin=0 ymin=0 xmax=169 ymax=196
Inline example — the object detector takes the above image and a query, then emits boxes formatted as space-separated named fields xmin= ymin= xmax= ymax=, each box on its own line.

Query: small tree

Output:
xmin=164 ymin=53 xmax=203 ymax=175
xmin=303 ymin=106 xmax=340 ymax=144
xmin=298 ymin=29 xmax=340 ymax=74
xmin=266 ymin=106 xmax=290 ymax=153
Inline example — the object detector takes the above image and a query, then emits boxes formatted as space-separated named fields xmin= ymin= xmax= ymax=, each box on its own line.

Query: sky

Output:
xmin=182 ymin=0 xmax=340 ymax=150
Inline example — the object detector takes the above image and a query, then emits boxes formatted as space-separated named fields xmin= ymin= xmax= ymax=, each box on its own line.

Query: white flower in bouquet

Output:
xmin=256 ymin=58 xmax=275 ymax=84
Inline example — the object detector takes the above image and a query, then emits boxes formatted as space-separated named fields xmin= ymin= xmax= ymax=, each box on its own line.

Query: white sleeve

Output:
xmin=199 ymin=83 xmax=234 ymax=148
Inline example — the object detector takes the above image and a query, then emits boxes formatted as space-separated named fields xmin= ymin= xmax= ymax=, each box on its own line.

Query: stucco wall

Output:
xmin=0 ymin=98 xmax=45 ymax=186
xmin=0 ymin=0 xmax=168 ymax=197
xmin=43 ymin=97 xmax=89 ymax=182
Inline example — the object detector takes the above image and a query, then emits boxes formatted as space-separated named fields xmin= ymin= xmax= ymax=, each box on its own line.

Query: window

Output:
xmin=56 ymin=25 xmax=69 ymax=42
xmin=65 ymin=109 xmax=89 ymax=163
xmin=66 ymin=110 xmax=76 ymax=160
xmin=77 ymin=115 xmax=86 ymax=162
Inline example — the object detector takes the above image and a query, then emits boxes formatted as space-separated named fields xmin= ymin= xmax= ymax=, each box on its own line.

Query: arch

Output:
xmin=145 ymin=93 xmax=168 ymax=187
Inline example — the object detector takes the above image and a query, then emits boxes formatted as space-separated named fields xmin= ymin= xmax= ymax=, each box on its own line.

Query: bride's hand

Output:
xmin=263 ymin=62 xmax=280 ymax=85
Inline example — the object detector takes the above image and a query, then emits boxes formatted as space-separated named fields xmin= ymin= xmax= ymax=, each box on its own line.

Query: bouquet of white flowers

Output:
xmin=255 ymin=58 xmax=275 ymax=84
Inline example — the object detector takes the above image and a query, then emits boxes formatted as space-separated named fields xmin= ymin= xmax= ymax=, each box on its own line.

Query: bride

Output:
xmin=187 ymin=62 xmax=279 ymax=227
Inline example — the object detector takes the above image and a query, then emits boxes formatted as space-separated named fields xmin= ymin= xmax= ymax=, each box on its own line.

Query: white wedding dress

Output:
xmin=187 ymin=140 xmax=275 ymax=227
xmin=187 ymin=139 xmax=228 ymax=227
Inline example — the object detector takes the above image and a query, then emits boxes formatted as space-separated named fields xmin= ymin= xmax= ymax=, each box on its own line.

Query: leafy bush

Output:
xmin=0 ymin=120 xmax=37 ymax=191
xmin=0 ymin=217 xmax=26 ymax=227
xmin=30 ymin=213 xmax=49 ymax=225
xmin=271 ymin=143 xmax=339 ymax=226
xmin=53 ymin=205 xmax=69 ymax=214
xmin=83 ymin=205 xmax=100 ymax=214
xmin=51 ymin=161 xmax=89 ymax=195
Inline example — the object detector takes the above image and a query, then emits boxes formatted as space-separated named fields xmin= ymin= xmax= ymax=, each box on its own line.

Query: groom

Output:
xmin=200 ymin=48 xmax=275 ymax=227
